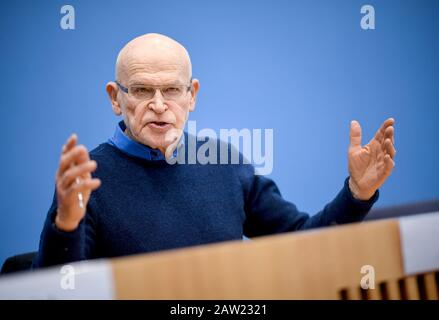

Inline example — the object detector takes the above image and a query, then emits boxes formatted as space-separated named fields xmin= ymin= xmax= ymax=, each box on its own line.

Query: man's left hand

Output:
xmin=348 ymin=118 xmax=396 ymax=200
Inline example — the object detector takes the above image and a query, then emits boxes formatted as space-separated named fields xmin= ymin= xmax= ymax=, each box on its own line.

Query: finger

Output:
xmin=381 ymin=126 xmax=395 ymax=153
xmin=349 ymin=120 xmax=362 ymax=149
xmin=384 ymin=154 xmax=395 ymax=176
xmin=58 ymin=145 xmax=89 ymax=177
xmin=385 ymin=138 xmax=396 ymax=158
xmin=62 ymin=134 xmax=78 ymax=154
xmin=60 ymin=160 xmax=97 ymax=190
xmin=374 ymin=118 xmax=395 ymax=143
xmin=65 ymin=178 xmax=101 ymax=198
xmin=57 ymin=145 xmax=90 ymax=179
xmin=384 ymin=126 xmax=395 ymax=145
xmin=377 ymin=151 xmax=384 ymax=163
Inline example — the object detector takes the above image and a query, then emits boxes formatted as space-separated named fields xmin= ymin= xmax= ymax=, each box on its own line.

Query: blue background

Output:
xmin=0 ymin=0 xmax=438 ymax=265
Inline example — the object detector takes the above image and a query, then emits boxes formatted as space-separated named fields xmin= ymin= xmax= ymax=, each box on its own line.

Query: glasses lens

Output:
xmin=162 ymin=86 xmax=184 ymax=100
xmin=129 ymin=86 xmax=155 ymax=99
xmin=127 ymin=84 xmax=188 ymax=101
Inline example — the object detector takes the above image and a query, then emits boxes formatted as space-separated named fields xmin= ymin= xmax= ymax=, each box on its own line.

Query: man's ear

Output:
xmin=188 ymin=79 xmax=200 ymax=112
xmin=106 ymin=82 xmax=122 ymax=116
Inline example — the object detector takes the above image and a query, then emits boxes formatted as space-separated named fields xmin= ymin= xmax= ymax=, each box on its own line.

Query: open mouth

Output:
xmin=147 ymin=121 xmax=172 ymax=132
xmin=150 ymin=122 xmax=168 ymax=127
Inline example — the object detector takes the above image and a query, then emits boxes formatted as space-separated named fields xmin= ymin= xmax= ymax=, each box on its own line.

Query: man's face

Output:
xmin=120 ymin=70 xmax=196 ymax=152
xmin=107 ymin=38 xmax=199 ymax=154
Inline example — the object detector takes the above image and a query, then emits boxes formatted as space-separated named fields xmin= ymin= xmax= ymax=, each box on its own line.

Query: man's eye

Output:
xmin=163 ymin=87 xmax=181 ymax=94
xmin=132 ymin=87 xmax=153 ymax=95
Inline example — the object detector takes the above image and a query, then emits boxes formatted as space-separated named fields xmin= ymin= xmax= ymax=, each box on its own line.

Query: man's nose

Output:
xmin=148 ymin=89 xmax=167 ymax=114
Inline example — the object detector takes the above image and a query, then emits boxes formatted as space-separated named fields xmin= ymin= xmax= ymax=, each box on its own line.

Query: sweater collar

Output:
xmin=108 ymin=121 xmax=181 ymax=161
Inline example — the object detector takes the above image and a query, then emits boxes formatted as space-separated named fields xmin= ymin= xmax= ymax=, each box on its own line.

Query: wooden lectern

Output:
xmin=0 ymin=212 xmax=438 ymax=299
xmin=111 ymin=213 xmax=439 ymax=300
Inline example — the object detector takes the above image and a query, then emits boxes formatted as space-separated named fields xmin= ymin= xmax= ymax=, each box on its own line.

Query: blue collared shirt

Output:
xmin=108 ymin=121 xmax=180 ymax=161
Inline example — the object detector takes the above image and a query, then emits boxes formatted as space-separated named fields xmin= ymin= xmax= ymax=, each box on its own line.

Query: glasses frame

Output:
xmin=115 ymin=79 xmax=193 ymax=101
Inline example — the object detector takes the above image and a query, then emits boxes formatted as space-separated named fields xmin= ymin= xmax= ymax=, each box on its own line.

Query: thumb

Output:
xmin=349 ymin=120 xmax=362 ymax=149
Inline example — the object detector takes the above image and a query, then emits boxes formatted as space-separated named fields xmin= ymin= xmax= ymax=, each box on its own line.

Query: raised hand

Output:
xmin=348 ymin=118 xmax=396 ymax=200
xmin=55 ymin=134 xmax=101 ymax=231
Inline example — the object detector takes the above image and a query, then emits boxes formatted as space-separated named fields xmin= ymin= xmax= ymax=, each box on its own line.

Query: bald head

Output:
xmin=115 ymin=33 xmax=192 ymax=84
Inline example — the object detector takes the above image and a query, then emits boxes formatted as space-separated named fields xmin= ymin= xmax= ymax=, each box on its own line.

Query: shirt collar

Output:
xmin=108 ymin=121 xmax=182 ymax=161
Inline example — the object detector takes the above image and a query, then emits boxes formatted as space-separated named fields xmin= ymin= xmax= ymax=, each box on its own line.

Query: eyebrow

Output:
xmin=128 ymin=81 xmax=182 ymax=87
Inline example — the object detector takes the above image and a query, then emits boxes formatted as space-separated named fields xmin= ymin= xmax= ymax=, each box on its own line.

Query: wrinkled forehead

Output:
xmin=117 ymin=46 xmax=191 ymax=85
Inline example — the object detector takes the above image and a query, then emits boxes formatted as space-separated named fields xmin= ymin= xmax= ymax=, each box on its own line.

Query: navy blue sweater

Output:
xmin=35 ymin=138 xmax=378 ymax=268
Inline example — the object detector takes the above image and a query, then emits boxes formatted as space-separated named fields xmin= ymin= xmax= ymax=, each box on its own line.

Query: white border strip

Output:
xmin=0 ymin=259 xmax=115 ymax=299
xmin=399 ymin=211 xmax=439 ymax=275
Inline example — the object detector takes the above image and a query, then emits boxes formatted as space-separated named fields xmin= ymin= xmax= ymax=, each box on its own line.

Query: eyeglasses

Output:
xmin=115 ymin=80 xmax=192 ymax=101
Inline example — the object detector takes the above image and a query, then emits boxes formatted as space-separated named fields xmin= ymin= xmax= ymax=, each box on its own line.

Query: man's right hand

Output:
xmin=54 ymin=134 xmax=101 ymax=232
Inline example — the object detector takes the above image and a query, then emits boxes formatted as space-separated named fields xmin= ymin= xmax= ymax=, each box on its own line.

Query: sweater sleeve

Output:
xmin=32 ymin=190 xmax=98 ymax=268
xmin=241 ymin=167 xmax=379 ymax=238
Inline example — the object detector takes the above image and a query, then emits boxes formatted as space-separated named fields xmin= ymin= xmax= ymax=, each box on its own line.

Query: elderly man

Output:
xmin=34 ymin=33 xmax=396 ymax=267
